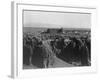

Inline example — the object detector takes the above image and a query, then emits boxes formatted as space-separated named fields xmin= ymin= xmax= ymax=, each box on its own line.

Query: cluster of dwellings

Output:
xmin=40 ymin=28 xmax=90 ymax=40
xmin=42 ymin=28 xmax=64 ymax=34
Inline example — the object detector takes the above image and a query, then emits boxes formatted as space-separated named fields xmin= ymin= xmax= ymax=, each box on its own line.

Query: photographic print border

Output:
xmin=11 ymin=1 xmax=97 ymax=78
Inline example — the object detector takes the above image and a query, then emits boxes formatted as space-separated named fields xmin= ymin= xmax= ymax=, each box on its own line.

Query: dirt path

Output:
xmin=23 ymin=56 xmax=74 ymax=69
xmin=49 ymin=56 xmax=74 ymax=68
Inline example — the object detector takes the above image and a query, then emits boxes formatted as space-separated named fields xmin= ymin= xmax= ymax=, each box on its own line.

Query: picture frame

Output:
xmin=11 ymin=1 xmax=97 ymax=78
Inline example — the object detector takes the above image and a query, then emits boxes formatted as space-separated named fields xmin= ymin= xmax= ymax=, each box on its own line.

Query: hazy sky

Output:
xmin=23 ymin=10 xmax=91 ymax=28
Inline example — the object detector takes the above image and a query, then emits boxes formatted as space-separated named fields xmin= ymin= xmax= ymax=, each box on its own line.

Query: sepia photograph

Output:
xmin=23 ymin=10 xmax=91 ymax=69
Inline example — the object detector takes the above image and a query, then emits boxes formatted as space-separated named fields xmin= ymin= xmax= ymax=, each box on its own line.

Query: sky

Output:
xmin=23 ymin=10 xmax=91 ymax=29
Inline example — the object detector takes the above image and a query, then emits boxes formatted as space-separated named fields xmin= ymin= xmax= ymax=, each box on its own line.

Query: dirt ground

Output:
xmin=23 ymin=56 xmax=74 ymax=69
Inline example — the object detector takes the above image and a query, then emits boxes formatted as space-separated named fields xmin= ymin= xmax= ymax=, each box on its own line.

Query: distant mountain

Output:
xmin=23 ymin=23 xmax=90 ymax=33
xmin=24 ymin=23 xmax=63 ymax=28
xmin=24 ymin=23 xmax=90 ymax=29
xmin=23 ymin=27 xmax=47 ymax=33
